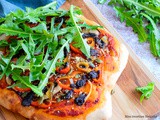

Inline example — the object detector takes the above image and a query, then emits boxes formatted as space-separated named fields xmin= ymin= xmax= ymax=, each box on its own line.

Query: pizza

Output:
xmin=0 ymin=2 xmax=128 ymax=120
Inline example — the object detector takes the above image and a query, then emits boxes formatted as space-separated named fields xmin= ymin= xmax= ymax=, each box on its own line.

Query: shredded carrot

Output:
xmin=56 ymin=65 xmax=71 ymax=74
xmin=74 ymin=87 xmax=83 ymax=93
xmin=57 ymin=77 xmax=71 ymax=90
xmin=14 ymin=86 xmax=31 ymax=92
xmin=31 ymin=101 xmax=52 ymax=109
xmin=70 ymin=44 xmax=83 ymax=55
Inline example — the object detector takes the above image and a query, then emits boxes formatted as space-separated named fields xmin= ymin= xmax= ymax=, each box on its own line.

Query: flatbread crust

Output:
xmin=0 ymin=15 xmax=129 ymax=120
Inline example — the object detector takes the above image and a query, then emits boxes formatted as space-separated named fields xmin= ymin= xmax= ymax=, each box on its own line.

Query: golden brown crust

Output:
xmin=0 ymin=88 xmax=36 ymax=118
xmin=0 ymin=15 xmax=128 ymax=120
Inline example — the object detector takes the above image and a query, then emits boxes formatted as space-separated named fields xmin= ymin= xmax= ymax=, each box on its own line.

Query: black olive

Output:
xmin=64 ymin=47 xmax=68 ymax=58
xmin=76 ymin=79 xmax=86 ymax=88
xmin=82 ymin=33 xmax=97 ymax=38
xmin=64 ymin=90 xmax=73 ymax=100
xmin=26 ymin=59 xmax=30 ymax=62
xmin=70 ymin=84 xmax=76 ymax=88
xmin=48 ymin=56 xmax=53 ymax=60
xmin=87 ymin=58 xmax=92 ymax=62
xmin=90 ymin=49 xmax=99 ymax=56
xmin=13 ymin=49 xmax=25 ymax=58
xmin=15 ymin=91 xmax=22 ymax=96
xmin=88 ymin=71 xmax=99 ymax=79
xmin=32 ymin=80 xmax=40 ymax=86
xmin=97 ymin=70 xmax=100 ymax=75
xmin=58 ymin=62 xmax=69 ymax=71
xmin=95 ymin=37 xmax=105 ymax=48
xmin=22 ymin=91 xmax=34 ymax=106
xmin=55 ymin=17 xmax=63 ymax=23
xmin=42 ymin=68 xmax=46 ymax=73
xmin=64 ymin=62 xmax=69 ymax=68
xmin=42 ymin=86 xmax=48 ymax=94
xmin=81 ymin=75 xmax=88 ymax=80
xmin=74 ymin=93 xmax=87 ymax=106
xmin=54 ymin=81 xmax=58 ymax=87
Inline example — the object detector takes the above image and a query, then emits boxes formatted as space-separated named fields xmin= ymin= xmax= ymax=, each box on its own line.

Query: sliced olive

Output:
xmin=90 ymin=49 xmax=99 ymax=56
xmin=21 ymin=91 xmax=34 ymax=106
xmin=76 ymin=79 xmax=86 ymax=88
xmin=55 ymin=17 xmax=63 ymax=23
xmin=70 ymin=84 xmax=76 ymax=89
xmin=88 ymin=70 xmax=99 ymax=79
xmin=74 ymin=93 xmax=87 ymax=106
xmin=95 ymin=37 xmax=106 ymax=48
xmin=64 ymin=47 xmax=68 ymax=58
xmin=42 ymin=86 xmax=48 ymax=94
xmin=64 ymin=90 xmax=73 ymax=100
xmin=82 ymin=33 xmax=96 ymax=38
xmin=81 ymin=75 xmax=88 ymax=80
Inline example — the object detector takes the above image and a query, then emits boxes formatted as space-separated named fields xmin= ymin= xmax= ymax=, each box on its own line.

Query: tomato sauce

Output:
xmin=45 ymin=87 xmax=102 ymax=117
xmin=0 ymin=76 xmax=8 ymax=89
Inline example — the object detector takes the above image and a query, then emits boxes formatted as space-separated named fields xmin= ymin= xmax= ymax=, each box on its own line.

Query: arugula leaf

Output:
xmin=38 ymin=39 xmax=70 ymax=91
xmin=114 ymin=7 xmax=148 ymax=42
xmin=69 ymin=5 xmax=91 ymax=58
xmin=0 ymin=41 xmax=22 ymax=79
xmin=12 ymin=70 xmax=43 ymax=96
xmin=0 ymin=18 xmax=5 ymax=24
xmin=141 ymin=13 xmax=160 ymax=41
xmin=149 ymin=31 xmax=160 ymax=57
xmin=0 ymin=40 xmax=8 ymax=46
xmin=11 ymin=64 xmax=30 ymax=72
xmin=11 ymin=55 xmax=29 ymax=72
xmin=115 ymin=0 xmax=160 ymax=18
xmin=141 ymin=13 xmax=160 ymax=57
xmin=8 ymin=82 xmax=29 ymax=89
xmin=78 ymin=22 xmax=103 ymax=30
xmin=136 ymin=82 xmax=155 ymax=103
xmin=0 ymin=24 xmax=42 ymax=39
xmin=98 ymin=0 xmax=107 ymax=4
xmin=109 ymin=0 xmax=160 ymax=58
xmin=10 ymin=2 xmax=57 ymax=23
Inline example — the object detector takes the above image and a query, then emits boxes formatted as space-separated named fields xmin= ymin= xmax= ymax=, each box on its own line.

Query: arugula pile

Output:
xmin=136 ymin=82 xmax=155 ymax=103
xmin=98 ymin=0 xmax=160 ymax=58
xmin=0 ymin=2 xmax=102 ymax=97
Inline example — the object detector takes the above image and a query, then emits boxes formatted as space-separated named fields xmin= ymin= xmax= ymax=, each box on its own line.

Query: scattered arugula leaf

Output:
xmin=136 ymin=82 xmax=155 ymax=103
xmin=114 ymin=7 xmax=148 ymax=42
xmin=108 ymin=0 xmax=160 ymax=57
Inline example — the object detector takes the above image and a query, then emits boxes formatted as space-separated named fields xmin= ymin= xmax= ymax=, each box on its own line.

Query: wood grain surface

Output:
xmin=0 ymin=0 xmax=160 ymax=120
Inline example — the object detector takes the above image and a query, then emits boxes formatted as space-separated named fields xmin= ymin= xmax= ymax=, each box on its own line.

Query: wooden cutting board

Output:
xmin=0 ymin=0 xmax=160 ymax=120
